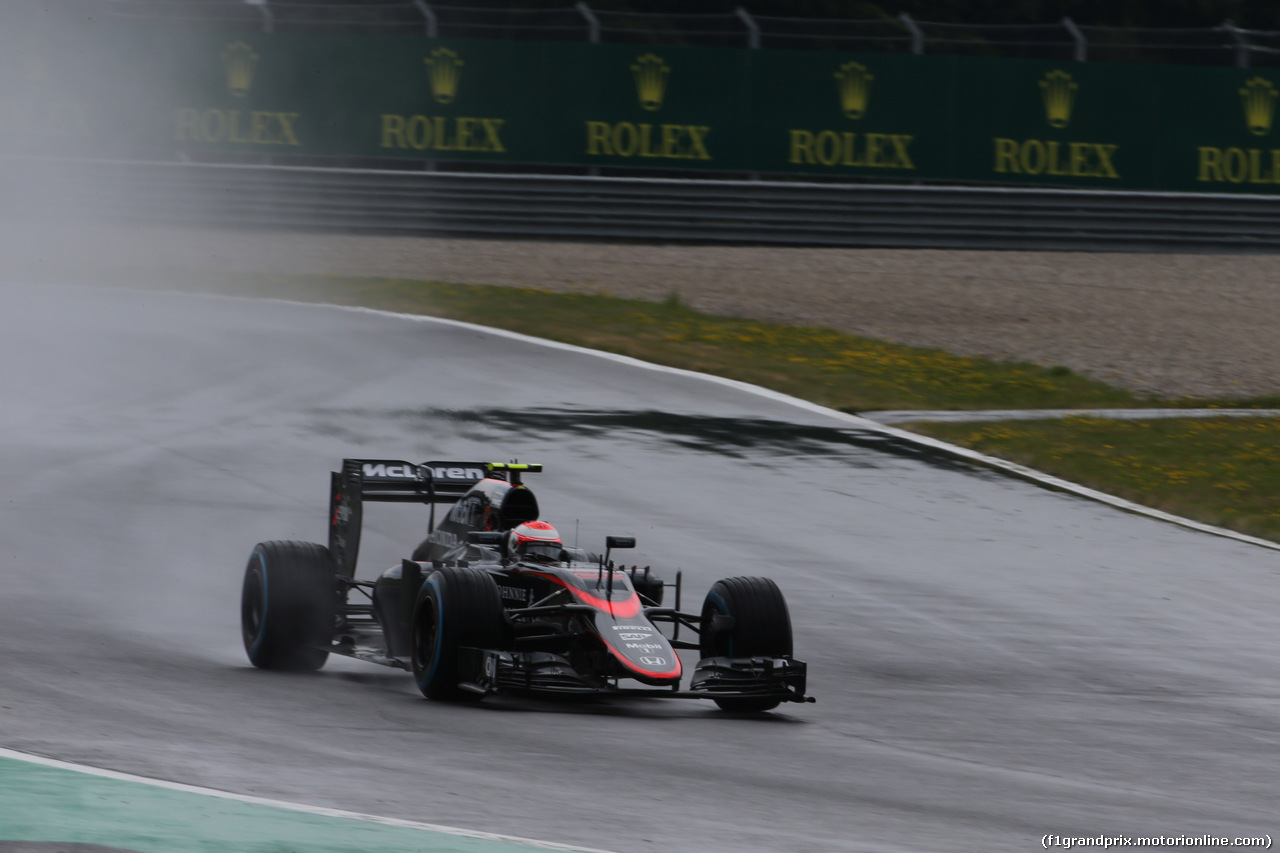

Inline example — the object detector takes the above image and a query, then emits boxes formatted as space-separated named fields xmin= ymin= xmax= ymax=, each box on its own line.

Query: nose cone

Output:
xmin=595 ymin=612 xmax=682 ymax=684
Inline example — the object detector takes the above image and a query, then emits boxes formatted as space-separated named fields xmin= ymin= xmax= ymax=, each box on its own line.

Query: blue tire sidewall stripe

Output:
xmin=249 ymin=550 xmax=269 ymax=659
xmin=416 ymin=575 xmax=445 ymax=689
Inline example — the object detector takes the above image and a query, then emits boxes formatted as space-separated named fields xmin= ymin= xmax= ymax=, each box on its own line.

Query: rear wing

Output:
xmin=327 ymin=458 xmax=542 ymax=577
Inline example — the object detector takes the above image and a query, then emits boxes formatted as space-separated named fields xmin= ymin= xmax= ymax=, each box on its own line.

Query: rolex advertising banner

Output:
xmin=952 ymin=58 xmax=1163 ymax=190
xmin=0 ymin=22 xmax=141 ymax=157
xmin=360 ymin=38 xmax=544 ymax=162
xmin=541 ymin=43 xmax=750 ymax=171
xmin=1158 ymin=65 xmax=1280 ymax=192
xmin=749 ymin=50 xmax=956 ymax=179
xmin=159 ymin=33 xmax=333 ymax=156
xmin=28 ymin=28 xmax=1280 ymax=194
xmin=149 ymin=33 xmax=545 ymax=162
xmin=146 ymin=35 xmax=748 ymax=168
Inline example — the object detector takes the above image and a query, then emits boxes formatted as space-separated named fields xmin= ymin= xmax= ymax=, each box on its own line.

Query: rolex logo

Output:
xmin=425 ymin=48 xmax=464 ymax=104
xmin=834 ymin=61 xmax=873 ymax=119
xmin=1039 ymin=69 xmax=1078 ymax=129
xmin=631 ymin=53 xmax=670 ymax=111
xmin=1240 ymin=76 xmax=1278 ymax=136
xmin=221 ymin=42 xmax=258 ymax=98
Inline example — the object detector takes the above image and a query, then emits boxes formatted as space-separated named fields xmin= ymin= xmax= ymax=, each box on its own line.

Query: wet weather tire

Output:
xmin=241 ymin=541 xmax=336 ymax=672
xmin=700 ymin=576 xmax=793 ymax=712
xmin=411 ymin=567 xmax=505 ymax=701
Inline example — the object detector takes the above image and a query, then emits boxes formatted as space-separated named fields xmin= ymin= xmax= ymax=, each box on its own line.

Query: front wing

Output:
xmin=456 ymin=648 xmax=813 ymax=704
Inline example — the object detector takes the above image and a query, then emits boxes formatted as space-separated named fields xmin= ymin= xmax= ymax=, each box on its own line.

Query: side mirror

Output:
xmin=604 ymin=535 xmax=634 ymax=567
xmin=468 ymin=531 xmax=505 ymax=547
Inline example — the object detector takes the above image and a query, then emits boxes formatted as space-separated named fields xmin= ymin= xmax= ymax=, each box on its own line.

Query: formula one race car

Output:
xmin=240 ymin=458 xmax=813 ymax=712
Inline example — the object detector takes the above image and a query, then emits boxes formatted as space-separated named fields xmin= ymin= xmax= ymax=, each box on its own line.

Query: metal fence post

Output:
xmin=899 ymin=12 xmax=923 ymax=55
xmin=244 ymin=0 xmax=273 ymax=34
xmin=580 ymin=1 xmax=601 ymax=174
xmin=738 ymin=6 xmax=761 ymax=179
xmin=1062 ymin=16 xmax=1087 ymax=62
xmin=577 ymin=2 xmax=600 ymax=44
xmin=1222 ymin=20 xmax=1250 ymax=68
xmin=413 ymin=0 xmax=437 ymax=38
xmin=736 ymin=7 xmax=760 ymax=49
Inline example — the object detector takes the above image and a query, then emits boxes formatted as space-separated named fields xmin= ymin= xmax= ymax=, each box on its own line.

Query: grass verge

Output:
xmin=145 ymin=270 xmax=1280 ymax=543
xmin=906 ymin=417 xmax=1280 ymax=541
xmin=175 ymin=271 xmax=1195 ymax=412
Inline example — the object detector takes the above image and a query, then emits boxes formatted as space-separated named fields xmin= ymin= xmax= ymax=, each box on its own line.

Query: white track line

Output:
xmin=339 ymin=304 xmax=1280 ymax=555
xmin=867 ymin=408 xmax=1280 ymax=424
xmin=0 ymin=746 xmax=615 ymax=853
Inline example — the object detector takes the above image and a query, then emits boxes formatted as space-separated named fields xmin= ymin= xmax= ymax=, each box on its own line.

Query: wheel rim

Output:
xmin=700 ymin=592 xmax=733 ymax=658
xmin=241 ymin=565 xmax=266 ymax=651
xmin=412 ymin=597 xmax=440 ymax=681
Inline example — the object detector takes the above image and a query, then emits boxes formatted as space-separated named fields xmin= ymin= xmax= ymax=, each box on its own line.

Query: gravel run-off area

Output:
xmin=7 ymin=222 xmax=1278 ymax=400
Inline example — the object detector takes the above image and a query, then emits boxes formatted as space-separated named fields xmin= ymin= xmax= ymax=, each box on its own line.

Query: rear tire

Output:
xmin=411 ymin=567 xmax=505 ymax=701
xmin=700 ymin=576 xmax=793 ymax=712
xmin=241 ymin=541 xmax=336 ymax=672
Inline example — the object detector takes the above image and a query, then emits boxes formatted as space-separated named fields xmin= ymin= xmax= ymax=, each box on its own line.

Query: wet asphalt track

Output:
xmin=1 ymin=282 xmax=1277 ymax=852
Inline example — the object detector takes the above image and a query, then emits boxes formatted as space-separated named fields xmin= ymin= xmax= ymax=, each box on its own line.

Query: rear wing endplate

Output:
xmin=327 ymin=459 xmax=542 ymax=578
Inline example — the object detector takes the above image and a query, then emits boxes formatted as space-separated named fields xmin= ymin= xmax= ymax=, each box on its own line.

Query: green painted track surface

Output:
xmin=0 ymin=752 xmax=607 ymax=853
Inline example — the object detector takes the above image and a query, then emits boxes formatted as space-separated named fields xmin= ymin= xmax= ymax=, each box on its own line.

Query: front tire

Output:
xmin=411 ymin=567 xmax=505 ymax=701
xmin=700 ymin=576 xmax=793 ymax=712
xmin=241 ymin=541 xmax=336 ymax=671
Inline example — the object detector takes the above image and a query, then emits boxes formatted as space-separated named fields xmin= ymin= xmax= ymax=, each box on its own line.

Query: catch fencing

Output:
xmin=93 ymin=1 xmax=1280 ymax=67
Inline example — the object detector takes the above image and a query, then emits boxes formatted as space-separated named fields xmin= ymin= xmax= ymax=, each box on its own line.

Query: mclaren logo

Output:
xmin=834 ymin=61 xmax=873 ymax=120
xmin=221 ymin=42 xmax=259 ymax=98
xmin=433 ymin=466 xmax=486 ymax=481
xmin=1039 ymin=70 xmax=1078 ymax=129
xmin=362 ymin=463 xmax=419 ymax=479
xmin=631 ymin=53 xmax=670 ymax=111
xmin=425 ymin=48 xmax=464 ymax=104
xmin=1240 ymin=76 xmax=1278 ymax=136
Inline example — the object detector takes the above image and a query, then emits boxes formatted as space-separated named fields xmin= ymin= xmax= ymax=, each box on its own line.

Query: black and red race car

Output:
xmin=240 ymin=458 xmax=812 ymax=712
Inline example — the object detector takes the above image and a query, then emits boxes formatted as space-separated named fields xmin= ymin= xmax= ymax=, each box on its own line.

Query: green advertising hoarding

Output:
xmin=170 ymin=35 xmax=324 ymax=154
xmin=136 ymin=33 xmax=544 ymax=161
xmin=23 ymin=28 xmax=1280 ymax=195
xmin=0 ymin=23 xmax=127 ymax=157
xmin=953 ymin=58 xmax=1162 ymax=190
xmin=544 ymin=42 xmax=750 ymax=171
xmin=357 ymin=38 xmax=545 ymax=162
xmin=151 ymin=33 xmax=515 ymax=160
xmin=749 ymin=50 xmax=956 ymax=179
xmin=148 ymin=35 xmax=751 ymax=168
xmin=1159 ymin=64 xmax=1280 ymax=192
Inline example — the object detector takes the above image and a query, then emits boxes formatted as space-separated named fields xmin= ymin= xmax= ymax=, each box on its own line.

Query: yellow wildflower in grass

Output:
xmin=911 ymin=415 xmax=1280 ymax=543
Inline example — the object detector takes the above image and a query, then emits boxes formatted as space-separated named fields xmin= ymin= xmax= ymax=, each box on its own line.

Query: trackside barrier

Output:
xmin=12 ymin=158 xmax=1280 ymax=252
xmin=11 ymin=23 xmax=1280 ymax=194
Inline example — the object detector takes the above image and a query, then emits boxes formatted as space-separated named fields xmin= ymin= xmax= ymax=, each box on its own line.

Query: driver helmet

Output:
xmin=507 ymin=520 xmax=562 ymax=562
